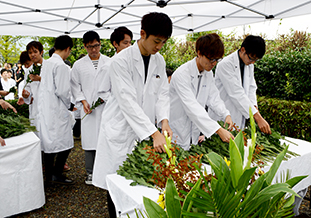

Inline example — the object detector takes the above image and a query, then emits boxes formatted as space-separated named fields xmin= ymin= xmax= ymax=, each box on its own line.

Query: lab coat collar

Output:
xmin=132 ymin=41 xmax=156 ymax=83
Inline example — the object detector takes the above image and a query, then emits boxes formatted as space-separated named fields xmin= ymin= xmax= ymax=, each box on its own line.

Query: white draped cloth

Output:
xmin=0 ymin=132 xmax=45 ymax=217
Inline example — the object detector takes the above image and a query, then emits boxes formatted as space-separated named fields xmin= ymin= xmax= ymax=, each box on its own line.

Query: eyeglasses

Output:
xmin=206 ymin=57 xmax=222 ymax=63
xmin=86 ymin=43 xmax=101 ymax=50
xmin=247 ymin=53 xmax=260 ymax=62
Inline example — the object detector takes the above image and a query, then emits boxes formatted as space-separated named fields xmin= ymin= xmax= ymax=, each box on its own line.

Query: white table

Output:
xmin=107 ymin=137 xmax=311 ymax=218
xmin=0 ymin=132 xmax=45 ymax=218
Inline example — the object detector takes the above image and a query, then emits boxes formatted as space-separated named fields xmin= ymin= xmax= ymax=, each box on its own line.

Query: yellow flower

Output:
xmin=258 ymin=168 xmax=264 ymax=176
xmin=157 ymin=193 xmax=165 ymax=209
xmin=224 ymin=157 xmax=231 ymax=167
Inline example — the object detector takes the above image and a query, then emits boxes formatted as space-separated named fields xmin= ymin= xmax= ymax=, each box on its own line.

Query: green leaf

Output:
xmin=229 ymin=139 xmax=243 ymax=188
xmin=165 ymin=178 xmax=181 ymax=218
xmin=143 ymin=197 xmax=167 ymax=218
xmin=265 ymin=145 xmax=289 ymax=185
xmin=234 ymin=130 xmax=244 ymax=162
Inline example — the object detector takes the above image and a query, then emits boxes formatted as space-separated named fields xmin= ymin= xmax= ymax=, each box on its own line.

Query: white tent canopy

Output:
xmin=1 ymin=0 xmax=311 ymax=39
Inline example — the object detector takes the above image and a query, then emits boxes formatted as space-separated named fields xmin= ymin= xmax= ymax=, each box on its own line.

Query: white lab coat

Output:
xmin=209 ymin=50 xmax=258 ymax=130
xmin=1 ymin=78 xmax=16 ymax=100
xmin=23 ymin=61 xmax=45 ymax=131
xmin=92 ymin=42 xmax=170 ymax=189
xmin=71 ymin=54 xmax=110 ymax=150
xmin=170 ymin=58 xmax=230 ymax=150
xmin=37 ymin=53 xmax=73 ymax=153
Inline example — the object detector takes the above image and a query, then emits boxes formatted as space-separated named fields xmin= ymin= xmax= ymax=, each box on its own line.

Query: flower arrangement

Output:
xmin=138 ymin=108 xmax=307 ymax=218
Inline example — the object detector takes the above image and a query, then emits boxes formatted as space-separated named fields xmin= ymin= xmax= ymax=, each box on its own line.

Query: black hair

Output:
xmin=83 ymin=30 xmax=100 ymax=44
xmin=110 ymin=26 xmax=133 ymax=47
xmin=241 ymin=35 xmax=266 ymax=58
xmin=166 ymin=68 xmax=173 ymax=77
xmin=49 ymin=47 xmax=55 ymax=57
xmin=1 ymin=68 xmax=8 ymax=75
xmin=141 ymin=12 xmax=172 ymax=39
xmin=196 ymin=33 xmax=224 ymax=59
xmin=26 ymin=41 xmax=43 ymax=53
xmin=19 ymin=51 xmax=31 ymax=65
xmin=54 ymin=35 xmax=73 ymax=51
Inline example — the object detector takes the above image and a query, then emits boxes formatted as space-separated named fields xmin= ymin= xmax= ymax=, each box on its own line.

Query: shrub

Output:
xmin=258 ymin=96 xmax=311 ymax=141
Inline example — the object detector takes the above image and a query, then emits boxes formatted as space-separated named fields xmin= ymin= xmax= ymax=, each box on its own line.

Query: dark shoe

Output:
xmin=63 ymin=163 xmax=71 ymax=172
xmin=52 ymin=175 xmax=75 ymax=185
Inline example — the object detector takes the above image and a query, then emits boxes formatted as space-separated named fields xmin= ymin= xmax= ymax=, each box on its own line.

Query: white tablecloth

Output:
xmin=0 ymin=132 xmax=45 ymax=218
xmin=107 ymin=174 xmax=159 ymax=218
xmin=107 ymin=137 xmax=311 ymax=218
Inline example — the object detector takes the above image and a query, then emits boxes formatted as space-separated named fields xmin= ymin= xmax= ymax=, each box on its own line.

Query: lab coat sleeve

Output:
xmin=110 ymin=59 xmax=158 ymax=140
xmin=23 ymin=82 xmax=33 ymax=105
xmin=216 ymin=61 xmax=258 ymax=118
xmin=206 ymin=77 xmax=230 ymax=120
xmin=155 ymin=59 xmax=170 ymax=126
xmin=54 ymin=64 xmax=71 ymax=109
xmin=70 ymin=64 xmax=86 ymax=103
xmin=171 ymin=71 xmax=221 ymax=139
xmin=248 ymin=65 xmax=258 ymax=107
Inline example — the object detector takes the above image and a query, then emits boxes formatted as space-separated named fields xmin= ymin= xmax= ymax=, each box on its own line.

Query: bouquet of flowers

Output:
xmin=23 ymin=63 xmax=41 ymax=89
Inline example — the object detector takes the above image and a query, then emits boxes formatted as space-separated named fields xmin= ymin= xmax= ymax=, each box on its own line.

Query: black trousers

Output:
xmin=44 ymin=149 xmax=71 ymax=181
xmin=107 ymin=191 xmax=117 ymax=218
xmin=73 ymin=119 xmax=81 ymax=137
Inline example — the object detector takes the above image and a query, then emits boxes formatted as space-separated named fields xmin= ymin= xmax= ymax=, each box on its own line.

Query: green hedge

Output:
xmin=258 ymin=96 xmax=311 ymax=142
xmin=255 ymin=48 xmax=311 ymax=102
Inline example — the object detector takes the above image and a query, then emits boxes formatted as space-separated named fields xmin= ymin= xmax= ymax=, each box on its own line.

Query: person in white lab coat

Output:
xmin=210 ymin=35 xmax=271 ymax=134
xmin=170 ymin=33 xmax=234 ymax=150
xmin=22 ymin=41 xmax=45 ymax=133
xmin=97 ymin=26 xmax=133 ymax=104
xmin=70 ymin=30 xmax=110 ymax=185
xmin=37 ymin=35 xmax=75 ymax=185
xmin=92 ymin=12 xmax=173 ymax=218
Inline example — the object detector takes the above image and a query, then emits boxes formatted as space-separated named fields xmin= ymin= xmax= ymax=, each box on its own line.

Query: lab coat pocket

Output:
xmin=148 ymin=76 xmax=161 ymax=95
xmin=105 ymin=111 xmax=129 ymax=143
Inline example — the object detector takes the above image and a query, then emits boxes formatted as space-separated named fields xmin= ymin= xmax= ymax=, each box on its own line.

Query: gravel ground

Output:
xmin=9 ymin=137 xmax=311 ymax=218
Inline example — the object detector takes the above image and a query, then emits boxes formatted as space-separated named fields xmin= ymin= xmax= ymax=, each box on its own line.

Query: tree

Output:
xmin=0 ymin=35 xmax=25 ymax=65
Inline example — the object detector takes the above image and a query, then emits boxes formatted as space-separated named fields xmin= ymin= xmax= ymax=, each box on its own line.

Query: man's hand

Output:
xmin=151 ymin=131 xmax=166 ymax=153
xmin=224 ymin=115 xmax=234 ymax=130
xmin=17 ymin=97 xmax=25 ymax=105
xmin=198 ymin=135 xmax=205 ymax=143
xmin=22 ymin=89 xmax=30 ymax=98
xmin=216 ymin=127 xmax=235 ymax=143
xmin=81 ymin=100 xmax=91 ymax=114
xmin=0 ymin=136 xmax=5 ymax=146
xmin=161 ymin=119 xmax=173 ymax=138
xmin=29 ymin=74 xmax=41 ymax=82
xmin=0 ymin=91 xmax=9 ymax=97
xmin=254 ymin=112 xmax=271 ymax=134
xmin=0 ymin=99 xmax=17 ymax=113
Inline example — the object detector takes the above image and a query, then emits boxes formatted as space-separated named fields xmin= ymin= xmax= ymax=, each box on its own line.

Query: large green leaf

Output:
xmin=165 ymin=178 xmax=181 ymax=218
xmin=143 ymin=197 xmax=167 ymax=218
xmin=206 ymin=152 xmax=230 ymax=181
xmin=265 ymin=145 xmax=289 ymax=185
xmin=234 ymin=130 xmax=245 ymax=163
xmin=237 ymin=167 xmax=257 ymax=191
xmin=229 ymin=139 xmax=243 ymax=188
